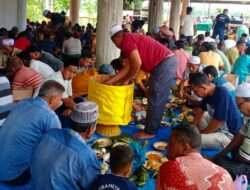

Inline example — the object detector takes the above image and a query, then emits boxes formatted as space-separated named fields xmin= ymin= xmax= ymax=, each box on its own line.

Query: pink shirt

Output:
xmin=175 ymin=49 xmax=190 ymax=80
xmin=157 ymin=153 xmax=234 ymax=190
xmin=121 ymin=33 xmax=173 ymax=73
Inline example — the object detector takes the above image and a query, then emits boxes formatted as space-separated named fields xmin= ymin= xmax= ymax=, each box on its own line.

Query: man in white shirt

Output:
xmin=224 ymin=35 xmax=236 ymax=51
xmin=180 ymin=7 xmax=197 ymax=45
xmin=204 ymin=31 xmax=216 ymax=43
xmin=62 ymin=32 xmax=82 ymax=58
xmin=30 ymin=59 xmax=54 ymax=79
xmin=34 ymin=56 xmax=79 ymax=112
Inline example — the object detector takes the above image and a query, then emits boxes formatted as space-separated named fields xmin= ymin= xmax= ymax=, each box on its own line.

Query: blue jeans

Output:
xmin=212 ymin=27 xmax=225 ymax=42
xmin=145 ymin=56 xmax=178 ymax=134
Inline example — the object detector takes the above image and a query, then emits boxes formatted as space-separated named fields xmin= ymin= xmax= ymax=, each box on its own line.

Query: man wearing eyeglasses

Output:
xmin=213 ymin=83 xmax=250 ymax=181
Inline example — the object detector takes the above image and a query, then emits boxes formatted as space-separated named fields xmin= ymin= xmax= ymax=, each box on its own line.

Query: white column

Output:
xmin=70 ymin=0 xmax=80 ymax=25
xmin=45 ymin=0 xmax=54 ymax=11
xmin=169 ymin=0 xmax=181 ymax=39
xmin=96 ymin=0 xmax=123 ymax=67
xmin=181 ymin=0 xmax=190 ymax=17
xmin=17 ymin=0 xmax=27 ymax=32
xmin=148 ymin=0 xmax=164 ymax=32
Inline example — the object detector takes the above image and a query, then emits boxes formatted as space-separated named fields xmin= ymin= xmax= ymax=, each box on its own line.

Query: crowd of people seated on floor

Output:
xmin=0 ymin=7 xmax=250 ymax=190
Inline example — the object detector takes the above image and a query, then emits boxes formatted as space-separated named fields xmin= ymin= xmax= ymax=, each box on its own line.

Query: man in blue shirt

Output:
xmin=31 ymin=101 xmax=100 ymax=190
xmin=232 ymin=47 xmax=250 ymax=84
xmin=212 ymin=9 xmax=230 ymax=42
xmin=0 ymin=80 xmax=64 ymax=185
xmin=190 ymin=73 xmax=242 ymax=150
xmin=203 ymin=65 xmax=235 ymax=98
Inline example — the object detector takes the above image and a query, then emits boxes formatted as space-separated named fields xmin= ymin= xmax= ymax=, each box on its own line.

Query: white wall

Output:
xmin=0 ymin=0 xmax=18 ymax=30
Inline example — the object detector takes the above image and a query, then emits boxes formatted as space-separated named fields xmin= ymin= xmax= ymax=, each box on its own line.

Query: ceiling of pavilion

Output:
xmin=162 ymin=0 xmax=250 ymax=4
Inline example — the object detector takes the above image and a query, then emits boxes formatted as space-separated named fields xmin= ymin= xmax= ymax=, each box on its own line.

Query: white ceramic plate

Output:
xmin=153 ymin=141 xmax=168 ymax=151
xmin=146 ymin=151 xmax=164 ymax=161
xmin=94 ymin=138 xmax=112 ymax=148
xmin=112 ymin=142 xmax=129 ymax=147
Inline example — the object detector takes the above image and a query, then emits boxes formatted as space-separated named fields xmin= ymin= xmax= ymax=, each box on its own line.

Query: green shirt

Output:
xmin=231 ymin=55 xmax=250 ymax=84
xmin=215 ymin=49 xmax=231 ymax=74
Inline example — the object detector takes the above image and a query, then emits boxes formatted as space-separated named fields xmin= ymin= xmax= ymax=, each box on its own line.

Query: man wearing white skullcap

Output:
xmin=178 ymin=55 xmax=205 ymax=99
xmin=0 ymin=38 xmax=21 ymax=69
xmin=213 ymin=83 xmax=250 ymax=181
xmin=31 ymin=101 xmax=100 ymax=189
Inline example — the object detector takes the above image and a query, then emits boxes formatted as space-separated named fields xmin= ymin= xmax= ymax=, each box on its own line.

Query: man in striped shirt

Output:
xmin=0 ymin=75 xmax=12 ymax=128
xmin=213 ymin=83 xmax=250 ymax=181
xmin=10 ymin=56 xmax=42 ymax=92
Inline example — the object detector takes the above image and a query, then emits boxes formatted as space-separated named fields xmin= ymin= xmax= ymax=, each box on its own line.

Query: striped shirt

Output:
xmin=0 ymin=76 xmax=13 ymax=127
xmin=239 ymin=117 xmax=250 ymax=161
xmin=12 ymin=65 xmax=43 ymax=91
xmin=62 ymin=37 xmax=82 ymax=56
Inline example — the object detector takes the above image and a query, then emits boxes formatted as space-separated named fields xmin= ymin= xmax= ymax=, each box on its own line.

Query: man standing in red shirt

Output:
xmin=106 ymin=25 xmax=177 ymax=139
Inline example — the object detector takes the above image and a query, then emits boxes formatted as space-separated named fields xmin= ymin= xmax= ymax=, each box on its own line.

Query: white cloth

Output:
xmin=30 ymin=59 xmax=54 ymax=79
xmin=204 ymin=37 xmax=216 ymax=42
xmin=199 ymin=112 xmax=232 ymax=149
xmin=180 ymin=15 xmax=197 ymax=36
xmin=224 ymin=39 xmax=236 ymax=51
xmin=62 ymin=37 xmax=82 ymax=56
xmin=2 ymin=39 xmax=14 ymax=46
xmin=236 ymin=83 xmax=250 ymax=97
xmin=34 ymin=71 xmax=72 ymax=98
xmin=110 ymin=25 xmax=123 ymax=38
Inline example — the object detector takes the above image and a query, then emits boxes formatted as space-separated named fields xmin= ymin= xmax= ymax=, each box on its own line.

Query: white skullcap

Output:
xmin=109 ymin=24 xmax=123 ymax=38
xmin=71 ymin=102 xmax=99 ymax=124
xmin=43 ymin=10 xmax=50 ymax=17
xmin=236 ymin=83 xmax=250 ymax=97
xmin=2 ymin=38 xmax=14 ymax=46
xmin=189 ymin=56 xmax=201 ymax=65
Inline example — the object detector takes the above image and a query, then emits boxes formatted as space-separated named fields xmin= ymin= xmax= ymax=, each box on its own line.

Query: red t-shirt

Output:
xmin=14 ymin=37 xmax=31 ymax=51
xmin=121 ymin=33 xmax=173 ymax=72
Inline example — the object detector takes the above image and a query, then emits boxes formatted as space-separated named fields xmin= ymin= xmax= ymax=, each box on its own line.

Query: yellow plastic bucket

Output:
xmin=88 ymin=75 xmax=134 ymax=125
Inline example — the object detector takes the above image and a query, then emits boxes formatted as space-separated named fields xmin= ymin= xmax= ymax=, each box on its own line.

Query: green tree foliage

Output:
xmin=216 ymin=8 xmax=222 ymax=14
xmin=53 ymin=0 xmax=70 ymax=13
xmin=134 ymin=0 xmax=142 ymax=10
xmin=123 ymin=0 xmax=143 ymax=10
xmin=83 ymin=0 xmax=97 ymax=23
xmin=27 ymin=0 xmax=46 ymax=21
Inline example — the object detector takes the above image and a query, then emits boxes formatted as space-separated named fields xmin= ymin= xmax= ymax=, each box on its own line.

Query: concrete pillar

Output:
xmin=96 ymin=0 xmax=123 ymax=67
xmin=169 ymin=0 xmax=181 ymax=39
xmin=70 ymin=0 xmax=80 ymax=25
xmin=17 ymin=0 xmax=27 ymax=32
xmin=148 ymin=0 xmax=164 ymax=32
xmin=45 ymin=0 xmax=54 ymax=11
xmin=181 ymin=0 xmax=190 ymax=17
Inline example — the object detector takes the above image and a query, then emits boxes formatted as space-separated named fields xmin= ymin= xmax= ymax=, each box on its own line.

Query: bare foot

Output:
xmin=133 ymin=131 xmax=155 ymax=139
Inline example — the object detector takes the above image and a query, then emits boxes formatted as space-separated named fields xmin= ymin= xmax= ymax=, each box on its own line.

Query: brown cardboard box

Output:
xmin=12 ymin=87 xmax=33 ymax=101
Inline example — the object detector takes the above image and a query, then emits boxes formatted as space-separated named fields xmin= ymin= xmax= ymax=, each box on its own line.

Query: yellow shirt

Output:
xmin=72 ymin=68 xmax=99 ymax=97
xmin=0 ymin=48 xmax=22 ymax=69
xmin=134 ymin=70 xmax=146 ymax=85
xmin=199 ymin=51 xmax=223 ymax=71
xmin=225 ymin=46 xmax=239 ymax=66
